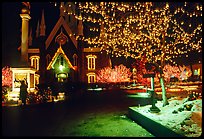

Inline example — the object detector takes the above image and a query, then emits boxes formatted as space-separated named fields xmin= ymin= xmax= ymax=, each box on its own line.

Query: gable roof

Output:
xmin=45 ymin=16 xmax=77 ymax=50
xmin=47 ymin=45 xmax=75 ymax=70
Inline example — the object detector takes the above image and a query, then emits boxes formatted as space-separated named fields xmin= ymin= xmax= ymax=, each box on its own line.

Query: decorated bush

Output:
xmin=97 ymin=64 xmax=132 ymax=83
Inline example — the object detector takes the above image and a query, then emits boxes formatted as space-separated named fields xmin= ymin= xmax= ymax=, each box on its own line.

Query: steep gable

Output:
xmin=47 ymin=46 xmax=75 ymax=70
xmin=45 ymin=16 xmax=77 ymax=50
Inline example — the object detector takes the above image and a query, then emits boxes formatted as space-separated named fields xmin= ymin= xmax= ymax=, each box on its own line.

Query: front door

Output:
xmin=57 ymin=73 xmax=68 ymax=83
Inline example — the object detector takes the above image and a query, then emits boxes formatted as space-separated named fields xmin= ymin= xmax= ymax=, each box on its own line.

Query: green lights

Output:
xmin=59 ymin=65 xmax=64 ymax=71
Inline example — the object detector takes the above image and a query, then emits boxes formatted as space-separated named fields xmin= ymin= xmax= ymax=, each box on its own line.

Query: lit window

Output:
xmin=194 ymin=69 xmax=198 ymax=75
xmin=73 ymin=54 xmax=78 ymax=66
xmin=87 ymin=72 xmax=96 ymax=83
xmin=58 ymin=54 xmax=64 ymax=66
xmin=30 ymin=56 xmax=40 ymax=71
xmin=198 ymin=68 xmax=200 ymax=76
xmin=61 ymin=56 xmax=64 ymax=66
xmin=86 ymin=55 xmax=97 ymax=70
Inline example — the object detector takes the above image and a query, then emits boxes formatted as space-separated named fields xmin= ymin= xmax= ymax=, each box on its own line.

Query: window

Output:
xmin=86 ymin=55 xmax=97 ymax=70
xmin=61 ymin=56 xmax=64 ymax=66
xmin=73 ymin=54 xmax=78 ymax=66
xmin=87 ymin=72 xmax=96 ymax=83
xmin=30 ymin=56 xmax=40 ymax=70
xmin=30 ymin=74 xmax=34 ymax=88
xmin=194 ymin=68 xmax=200 ymax=76
xmin=58 ymin=54 xmax=64 ymax=66
xmin=35 ymin=74 xmax=40 ymax=85
xmin=14 ymin=73 xmax=27 ymax=88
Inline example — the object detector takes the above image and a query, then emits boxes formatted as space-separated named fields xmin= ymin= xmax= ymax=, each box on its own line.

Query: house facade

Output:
xmin=14 ymin=2 xmax=111 ymax=90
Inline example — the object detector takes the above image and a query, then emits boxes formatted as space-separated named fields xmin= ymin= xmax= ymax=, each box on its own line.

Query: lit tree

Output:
xmin=97 ymin=64 xmax=132 ymax=83
xmin=56 ymin=2 xmax=202 ymax=106
xmin=178 ymin=65 xmax=192 ymax=81
xmin=75 ymin=2 xmax=202 ymax=106
xmin=2 ymin=66 xmax=13 ymax=87
xmin=163 ymin=64 xmax=192 ymax=82
xmin=163 ymin=64 xmax=181 ymax=83
xmin=131 ymin=55 xmax=150 ymax=86
xmin=96 ymin=66 xmax=112 ymax=83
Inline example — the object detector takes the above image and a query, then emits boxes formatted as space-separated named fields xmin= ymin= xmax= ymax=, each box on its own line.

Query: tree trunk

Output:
xmin=160 ymin=30 xmax=169 ymax=107
xmin=160 ymin=76 xmax=169 ymax=106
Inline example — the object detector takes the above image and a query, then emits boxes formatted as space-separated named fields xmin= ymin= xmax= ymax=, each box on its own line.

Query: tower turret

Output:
xmin=60 ymin=2 xmax=65 ymax=17
xmin=77 ymin=12 xmax=83 ymax=36
xmin=40 ymin=9 xmax=46 ymax=36
xmin=36 ymin=20 xmax=39 ymax=38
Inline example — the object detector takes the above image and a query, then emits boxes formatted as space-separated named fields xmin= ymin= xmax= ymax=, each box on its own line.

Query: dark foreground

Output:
xmin=2 ymin=90 xmax=154 ymax=137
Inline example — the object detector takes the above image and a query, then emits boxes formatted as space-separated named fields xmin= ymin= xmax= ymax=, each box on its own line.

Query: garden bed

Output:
xmin=128 ymin=96 xmax=202 ymax=137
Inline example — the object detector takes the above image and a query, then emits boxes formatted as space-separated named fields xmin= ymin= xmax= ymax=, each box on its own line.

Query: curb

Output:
xmin=128 ymin=107 xmax=186 ymax=137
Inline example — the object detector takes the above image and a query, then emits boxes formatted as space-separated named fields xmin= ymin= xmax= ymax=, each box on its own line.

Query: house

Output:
xmin=11 ymin=2 xmax=111 ymax=93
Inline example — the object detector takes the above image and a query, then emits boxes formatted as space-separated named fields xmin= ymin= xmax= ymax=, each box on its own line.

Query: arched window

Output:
xmin=86 ymin=54 xmax=97 ymax=70
xmin=87 ymin=72 xmax=96 ymax=83
xmin=73 ymin=54 xmax=78 ymax=66
xmin=30 ymin=55 xmax=40 ymax=71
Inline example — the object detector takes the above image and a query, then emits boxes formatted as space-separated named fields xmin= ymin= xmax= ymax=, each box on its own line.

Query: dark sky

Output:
xmin=2 ymin=2 xmax=202 ymax=68
xmin=2 ymin=2 xmax=59 ymax=67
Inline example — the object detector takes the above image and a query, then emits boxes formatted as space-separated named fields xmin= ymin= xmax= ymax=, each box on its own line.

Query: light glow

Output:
xmin=59 ymin=65 xmax=64 ymax=71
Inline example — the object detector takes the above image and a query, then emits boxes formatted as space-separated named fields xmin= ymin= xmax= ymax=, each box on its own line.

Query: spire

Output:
xmin=40 ymin=9 xmax=46 ymax=36
xmin=77 ymin=12 xmax=83 ymax=36
xmin=28 ymin=27 xmax=32 ymax=46
xmin=36 ymin=20 xmax=39 ymax=38
xmin=67 ymin=2 xmax=73 ymax=15
xmin=60 ymin=2 xmax=65 ymax=17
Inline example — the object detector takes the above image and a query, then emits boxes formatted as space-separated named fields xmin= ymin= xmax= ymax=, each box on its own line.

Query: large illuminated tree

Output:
xmin=73 ymin=2 xmax=202 ymax=106
xmin=56 ymin=2 xmax=202 ymax=106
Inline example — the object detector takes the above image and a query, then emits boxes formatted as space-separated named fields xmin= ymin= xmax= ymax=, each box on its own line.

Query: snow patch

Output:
xmin=132 ymin=97 xmax=202 ymax=137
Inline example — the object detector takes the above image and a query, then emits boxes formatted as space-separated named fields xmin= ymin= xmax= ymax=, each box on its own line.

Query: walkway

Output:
xmin=2 ymin=90 xmax=154 ymax=137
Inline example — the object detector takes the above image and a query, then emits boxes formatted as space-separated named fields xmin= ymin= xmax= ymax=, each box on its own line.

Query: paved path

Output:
xmin=2 ymin=90 xmax=154 ymax=137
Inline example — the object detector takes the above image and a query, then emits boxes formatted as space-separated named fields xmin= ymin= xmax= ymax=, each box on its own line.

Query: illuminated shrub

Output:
xmin=2 ymin=66 xmax=12 ymax=87
xmin=97 ymin=64 xmax=132 ymax=83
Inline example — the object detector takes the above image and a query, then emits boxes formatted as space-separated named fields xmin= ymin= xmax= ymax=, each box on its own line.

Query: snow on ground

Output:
xmin=132 ymin=96 xmax=202 ymax=137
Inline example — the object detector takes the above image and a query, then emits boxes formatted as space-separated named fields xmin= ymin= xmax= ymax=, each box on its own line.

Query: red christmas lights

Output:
xmin=97 ymin=64 xmax=132 ymax=83
xmin=2 ymin=66 xmax=12 ymax=87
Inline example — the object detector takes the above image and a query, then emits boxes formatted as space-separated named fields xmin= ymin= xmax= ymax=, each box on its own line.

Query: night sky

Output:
xmin=2 ymin=2 xmax=202 ymax=68
xmin=2 ymin=2 xmax=59 ymax=67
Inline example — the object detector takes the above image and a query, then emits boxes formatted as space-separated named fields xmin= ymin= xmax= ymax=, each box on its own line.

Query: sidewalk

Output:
xmin=2 ymin=97 xmax=65 ymax=107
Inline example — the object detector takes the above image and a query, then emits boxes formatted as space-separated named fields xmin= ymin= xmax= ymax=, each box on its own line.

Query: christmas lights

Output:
xmin=97 ymin=64 xmax=132 ymax=83
xmin=61 ymin=2 xmax=202 ymax=66
xmin=2 ymin=66 xmax=12 ymax=87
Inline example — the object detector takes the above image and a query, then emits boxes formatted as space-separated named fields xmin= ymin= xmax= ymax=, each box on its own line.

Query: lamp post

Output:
xmin=143 ymin=73 xmax=160 ymax=113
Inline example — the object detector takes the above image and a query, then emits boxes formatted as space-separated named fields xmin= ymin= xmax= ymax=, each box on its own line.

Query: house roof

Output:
xmin=45 ymin=16 xmax=77 ymax=50
xmin=47 ymin=45 xmax=75 ymax=70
